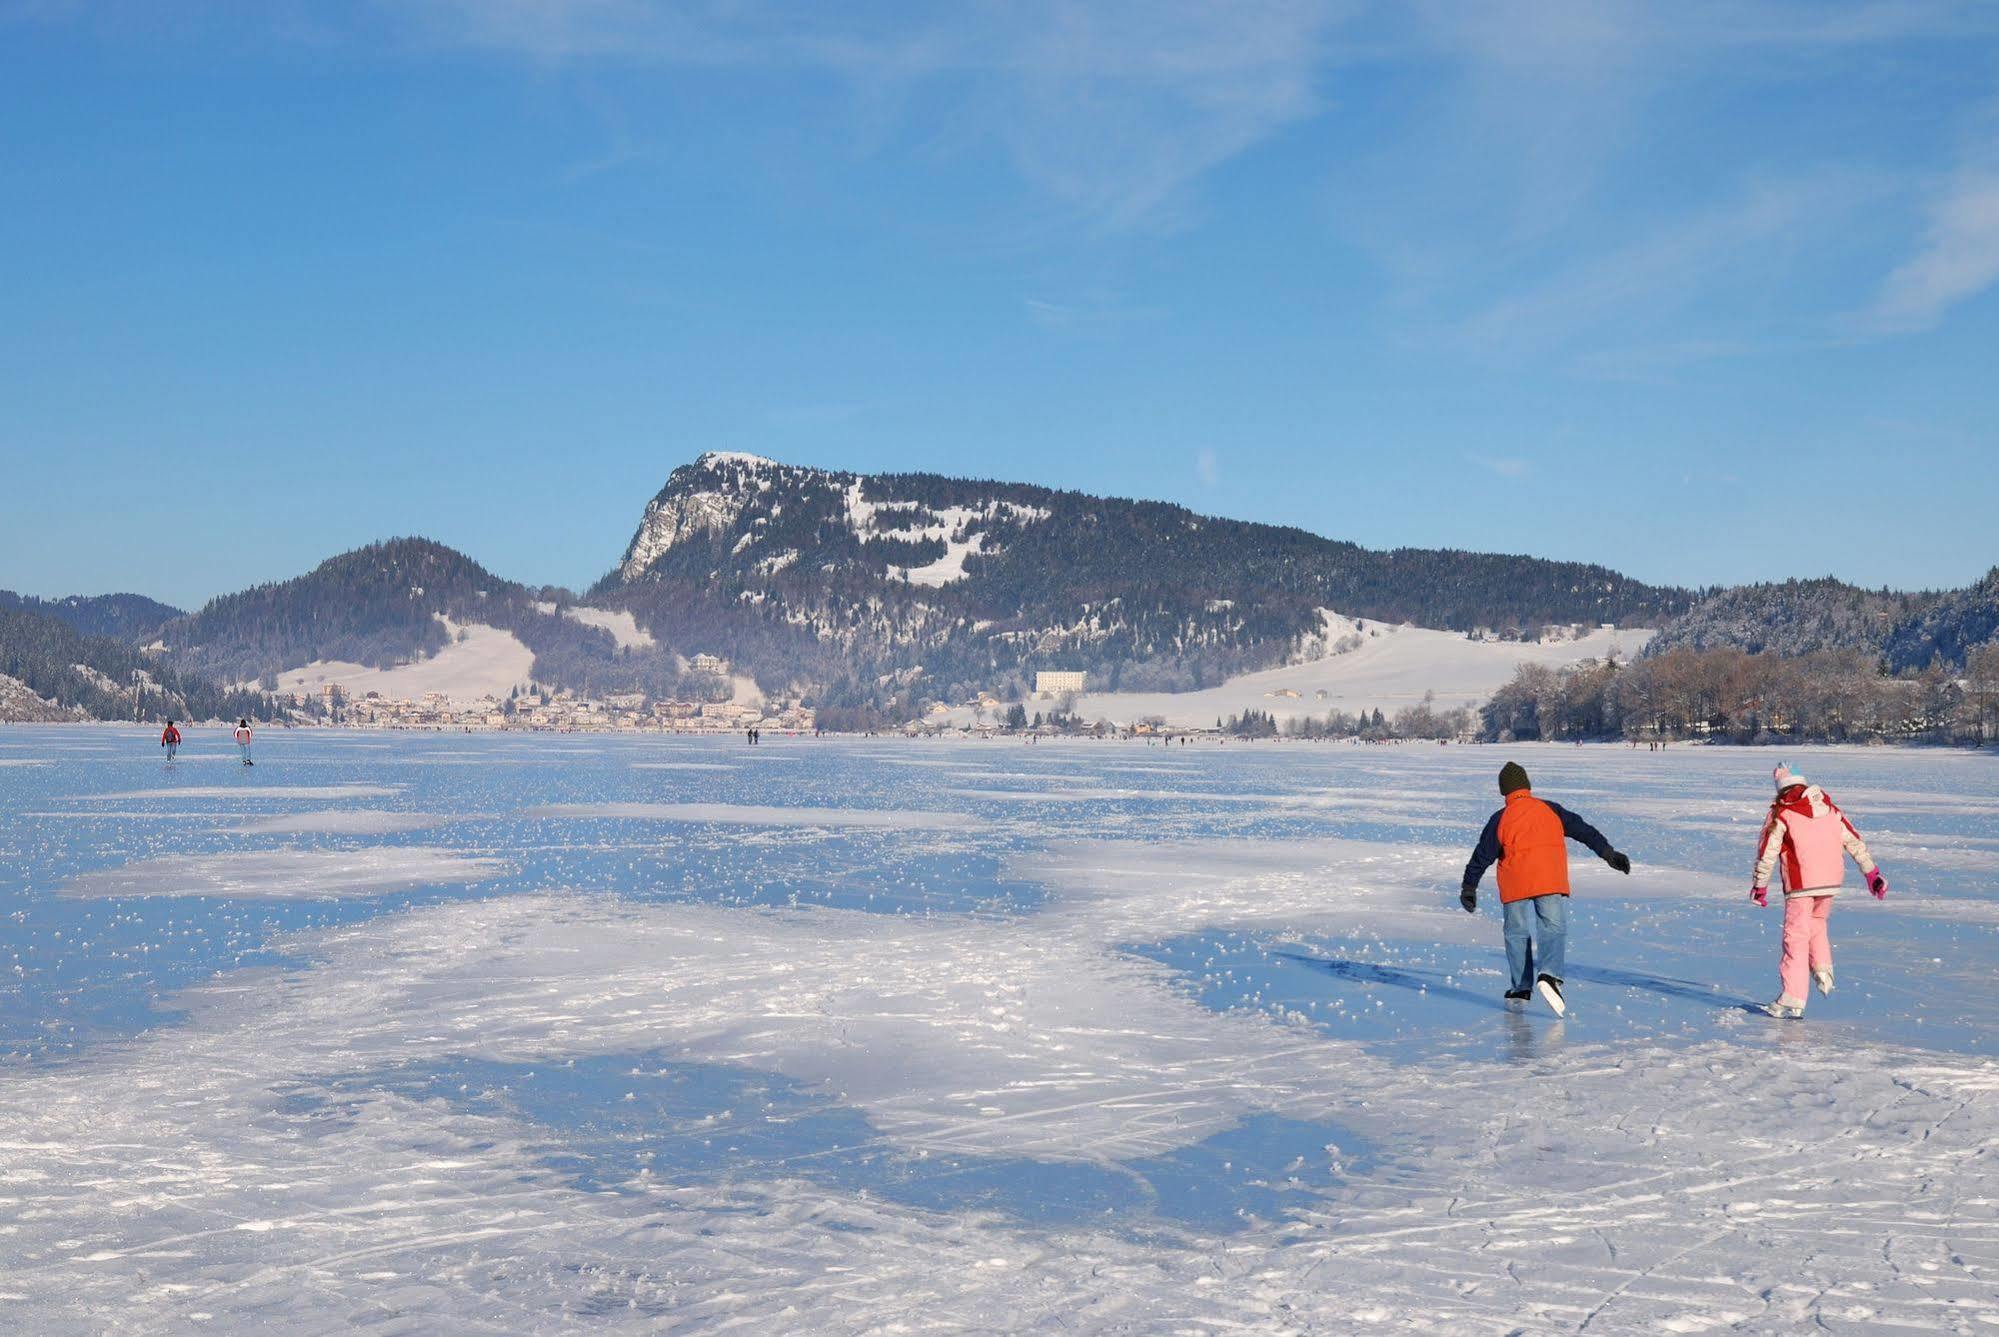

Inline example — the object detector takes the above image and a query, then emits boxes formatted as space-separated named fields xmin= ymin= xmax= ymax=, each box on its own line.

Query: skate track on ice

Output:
xmin=1 ymin=730 xmax=1996 ymax=1332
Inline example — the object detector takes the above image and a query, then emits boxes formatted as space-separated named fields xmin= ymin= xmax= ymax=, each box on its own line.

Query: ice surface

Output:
xmin=2 ymin=729 xmax=1996 ymax=1332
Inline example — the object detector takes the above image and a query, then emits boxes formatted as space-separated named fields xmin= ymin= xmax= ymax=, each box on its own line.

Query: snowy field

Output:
xmin=2 ymin=728 xmax=1996 ymax=1333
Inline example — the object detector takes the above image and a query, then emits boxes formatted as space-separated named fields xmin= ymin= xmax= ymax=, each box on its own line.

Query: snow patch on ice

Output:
xmin=526 ymin=802 xmax=981 ymax=830
xmin=235 ymin=810 xmax=450 ymax=836
xmin=59 ymin=846 xmax=505 ymax=900
xmin=79 ymin=784 xmax=401 ymax=802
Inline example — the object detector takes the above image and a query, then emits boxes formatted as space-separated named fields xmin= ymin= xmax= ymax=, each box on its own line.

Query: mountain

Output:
xmin=590 ymin=453 xmax=1693 ymax=705
xmin=0 ymin=602 xmax=264 ymax=723
xmin=0 ymin=590 xmax=183 ymax=643
xmin=154 ymin=537 xmax=682 ymax=698
xmin=1647 ymin=570 xmax=1998 ymax=670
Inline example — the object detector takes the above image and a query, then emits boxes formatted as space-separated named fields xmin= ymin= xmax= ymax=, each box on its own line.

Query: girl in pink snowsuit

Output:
xmin=1751 ymin=764 xmax=1887 ymax=1018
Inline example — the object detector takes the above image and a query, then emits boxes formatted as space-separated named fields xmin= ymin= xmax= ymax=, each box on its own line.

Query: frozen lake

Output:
xmin=3 ymin=727 xmax=1996 ymax=1331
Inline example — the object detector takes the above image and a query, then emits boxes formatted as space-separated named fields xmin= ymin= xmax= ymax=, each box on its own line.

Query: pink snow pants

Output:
xmin=1779 ymin=893 xmax=1834 ymax=1001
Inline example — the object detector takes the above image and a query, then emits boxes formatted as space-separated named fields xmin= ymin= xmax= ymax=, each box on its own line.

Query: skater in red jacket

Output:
xmin=160 ymin=720 xmax=181 ymax=761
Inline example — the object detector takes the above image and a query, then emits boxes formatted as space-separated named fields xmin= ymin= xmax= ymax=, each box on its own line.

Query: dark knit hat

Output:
xmin=1498 ymin=762 xmax=1531 ymax=796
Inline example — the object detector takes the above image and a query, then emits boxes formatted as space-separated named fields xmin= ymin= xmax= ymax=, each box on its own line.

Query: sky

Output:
xmin=3 ymin=0 xmax=1998 ymax=611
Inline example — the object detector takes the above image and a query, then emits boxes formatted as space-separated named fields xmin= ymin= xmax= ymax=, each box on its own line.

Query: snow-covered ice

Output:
xmin=2 ymin=729 xmax=1996 ymax=1332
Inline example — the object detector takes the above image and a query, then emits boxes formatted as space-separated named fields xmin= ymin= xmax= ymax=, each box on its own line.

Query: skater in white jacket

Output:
xmin=1751 ymin=763 xmax=1886 ymax=1018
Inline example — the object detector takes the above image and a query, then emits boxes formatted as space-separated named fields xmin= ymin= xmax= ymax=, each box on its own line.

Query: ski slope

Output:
xmin=1077 ymin=622 xmax=1651 ymax=726
xmin=253 ymin=617 xmax=537 ymax=705
xmin=2 ymin=731 xmax=1995 ymax=1332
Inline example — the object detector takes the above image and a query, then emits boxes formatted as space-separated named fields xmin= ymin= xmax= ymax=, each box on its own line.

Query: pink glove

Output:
xmin=1869 ymin=871 xmax=1888 ymax=900
xmin=1751 ymin=886 xmax=1768 ymax=907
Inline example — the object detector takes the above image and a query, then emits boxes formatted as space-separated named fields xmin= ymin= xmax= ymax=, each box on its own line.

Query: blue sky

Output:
xmin=4 ymin=1 xmax=1997 ymax=610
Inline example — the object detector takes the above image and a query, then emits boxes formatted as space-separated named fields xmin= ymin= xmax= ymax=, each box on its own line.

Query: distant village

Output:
xmin=279 ymin=654 xmax=818 ymax=734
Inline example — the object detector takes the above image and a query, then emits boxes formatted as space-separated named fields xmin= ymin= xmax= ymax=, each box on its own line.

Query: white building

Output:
xmin=1035 ymin=670 xmax=1087 ymax=697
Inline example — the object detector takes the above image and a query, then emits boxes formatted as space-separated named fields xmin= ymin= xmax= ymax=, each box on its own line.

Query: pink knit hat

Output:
xmin=1773 ymin=762 xmax=1806 ymax=792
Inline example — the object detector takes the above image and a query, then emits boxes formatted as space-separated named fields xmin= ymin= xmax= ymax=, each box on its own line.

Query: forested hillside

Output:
xmin=0 ymin=590 xmax=183 ymax=643
xmin=594 ymin=453 xmax=1693 ymax=706
xmin=1647 ymin=571 xmax=1998 ymax=671
xmin=0 ymin=603 xmax=270 ymax=722
xmin=1883 ymin=569 xmax=1999 ymax=670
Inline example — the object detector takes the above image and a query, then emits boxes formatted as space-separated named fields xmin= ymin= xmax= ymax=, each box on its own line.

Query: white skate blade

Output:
xmin=1535 ymin=978 xmax=1566 ymax=1017
xmin=1812 ymin=968 xmax=1834 ymax=997
xmin=1763 ymin=998 xmax=1805 ymax=1019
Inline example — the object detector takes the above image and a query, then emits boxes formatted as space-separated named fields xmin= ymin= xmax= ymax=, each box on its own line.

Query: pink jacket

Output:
xmin=1753 ymin=785 xmax=1877 ymax=896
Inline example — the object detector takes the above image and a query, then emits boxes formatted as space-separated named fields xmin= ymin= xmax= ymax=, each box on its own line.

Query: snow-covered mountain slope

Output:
xmin=595 ymin=453 xmax=1690 ymax=706
xmin=0 ymin=671 xmax=77 ymax=722
xmin=158 ymin=539 xmax=685 ymax=704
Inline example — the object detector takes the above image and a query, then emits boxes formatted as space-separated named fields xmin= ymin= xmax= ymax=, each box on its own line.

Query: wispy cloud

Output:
xmin=1352 ymin=1 xmax=1999 ymax=368
xmin=1468 ymin=454 xmax=1530 ymax=479
xmin=1456 ymin=173 xmax=1886 ymax=359
xmin=1195 ymin=448 xmax=1219 ymax=487
xmin=1022 ymin=294 xmax=1162 ymax=330
xmin=385 ymin=0 xmax=1358 ymax=228
xmin=1869 ymin=165 xmax=1999 ymax=333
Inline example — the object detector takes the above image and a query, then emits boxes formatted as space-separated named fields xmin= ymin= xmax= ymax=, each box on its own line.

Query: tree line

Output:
xmin=1480 ymin=645 xmax=1999 ymax=745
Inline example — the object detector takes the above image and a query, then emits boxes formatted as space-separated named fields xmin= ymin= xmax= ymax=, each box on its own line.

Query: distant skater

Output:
xmin=233 ymin=718 xmax=254 ymax=766
xmin=1460 ymin=762 xmax=1631 ymax=1016
xmin=1751 ymin=764 xmax=1887 ymax=1019
xmin=160 ymin=719 xmax=180 ymax=761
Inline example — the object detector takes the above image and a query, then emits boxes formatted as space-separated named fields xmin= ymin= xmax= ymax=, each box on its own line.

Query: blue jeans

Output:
xmin=1502 ymin=894 xmax=1567 ymax=992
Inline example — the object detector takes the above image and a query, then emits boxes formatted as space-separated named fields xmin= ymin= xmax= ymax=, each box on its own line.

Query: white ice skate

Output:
xmin=1763 ymin=996 xmax=1806 ymax=1019
xmin=1812 ymin=967 xmax=1834 ymax=997
xmin=1535 ymin=974 xmax=1566 ymax=1018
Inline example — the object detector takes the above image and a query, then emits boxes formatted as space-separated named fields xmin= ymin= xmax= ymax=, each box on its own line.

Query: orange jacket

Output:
xmin=1462 ymin=789 xmax=1617 ymax=904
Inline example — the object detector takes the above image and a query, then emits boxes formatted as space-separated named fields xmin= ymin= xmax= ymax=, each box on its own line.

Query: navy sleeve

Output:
xmin=1462 ymin=810 xmax=1503 ymax=892
xmin=1548 ymin=801 xmax=1616 ymax=861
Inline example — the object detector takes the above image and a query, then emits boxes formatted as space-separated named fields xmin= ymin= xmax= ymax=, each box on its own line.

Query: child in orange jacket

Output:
xmin=1461 ymin=762 xmax=1630 ymax=1015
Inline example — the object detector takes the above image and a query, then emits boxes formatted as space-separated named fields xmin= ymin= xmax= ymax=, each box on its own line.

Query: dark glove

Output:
xmin=1606 ymin=850 xmax=1631 ymax=875
xmin=1460 ymin=887 xmax=1477 ymax=914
